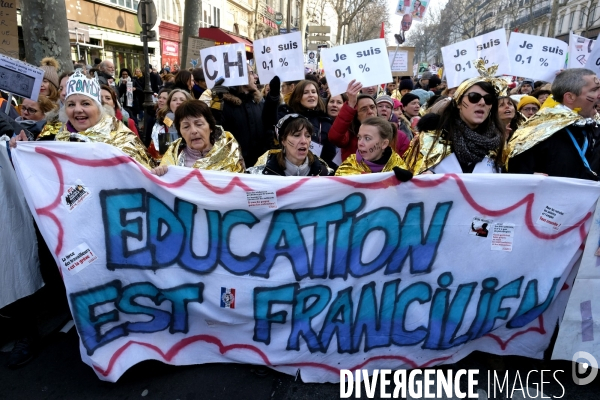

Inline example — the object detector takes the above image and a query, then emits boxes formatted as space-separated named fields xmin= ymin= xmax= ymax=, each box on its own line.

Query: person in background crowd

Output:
xmin=319 ymin=77 xmax=329 ymax=98
xmin=335 ymin=117 xmax=411 ymax=180
xmin=100 ymin=84 xmax=139 ymax=136
xmin=261 ymin=83 xmax=271 ymax=98
xmin=376 ymin=95 xmax=410 ymax=155
xmin=134 ymin=67 xmax=143 ymax=79
xmin=117 ymin=68 xmax=142 ymax=127
xmin=93 ymin=57 xmax=102 ymax=68
xmin=281 ymin=80 xmax=301 ymax=104
xmin=326 ymin=93 xmax=348 ymax=119
xmin=142 ymin=87 xmax=170 ymax=148
xmin=161 ymin=73 xmax=176 ymax=89
xmin=15 ymin=96 xmax=58 ymax=139
xmin=497 ymin=96 xmax=525 ymax=141
xmin=400 ymin=92 xmax=421 ymax=133
xmin=531 ymin=86 xmax=552 ymax=106
xmin=517 ymin=95 xmax=541 ymax=119
xmin=415 ymin=71 xmax=433 ymax=90
xmin=173 ymin=70 xmax=193 ymax=93
xmin=248 ymin=114 xmax=332 ymax=176
xmin=36 ymin=72 xmax=74 ymax=140
xmin=385 ymin=80 xmax=398 ymax=96
xmin=391 ymin=78 xmax=414 ymax=100
xmin=39 ymin=58 xmax=60 ymax=103
xmin=405 ymin=63 xmax=505 ymax=174
xmin=517 ymin=78 xmax=534 ymax=95
xmin=392 ymin=99 xmax=403 ymax=121
xmin=508 ymin=68 xmax=600 ymax=180
xmin=329 ymin=80 xmax=378 ymax=162
xmin=428 ymin=75 xmax=444 ymax=95
xmin=10 ymin=69 xmax=153 ymax=168
xmin=191 ymin=68 xmax=207 ymax=99
xmin=151 ymin=89 xmax=192 ymax=157
xmin=411 ymin=88 xmax=434 ymax=107
xmin=151 ymin=100 xmax=244 ymax=175
xmin=276 ymin=79 xmax=337 ymax=168
xmin=361 ymin=85 xmax=379 ymax=98
xmin=97 ymin=59 xmax=116 ymax=86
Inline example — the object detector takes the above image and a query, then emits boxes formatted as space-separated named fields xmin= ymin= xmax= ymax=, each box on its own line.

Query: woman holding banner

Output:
xmin=404 ymin=60 xmax=506 ymax=174
xmin=150 ymin=100 xmax=245 ymax=175
xmin=247 ymin=114 xmax=333 ymax=176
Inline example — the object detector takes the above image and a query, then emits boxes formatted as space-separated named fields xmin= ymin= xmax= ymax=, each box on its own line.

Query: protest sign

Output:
xmin=508 ymin=33 xmax=567 ymax=83
xmin=568 ymin=32 xmax=595 ymax=69
xmin=584 ymin=41 xmax=600 ymax=77
xmin=321 ymin=39 xmax=391 ymax=96
xmin=388 ymin=46 xmax=414 ymax=76
xmin=12 ymin=142 xmax=600 ymax=383
xmin=306 ymin=50 xmax=318 ymax=65
xmin=200 ymin=43 xmax=248 ymax=89
xmin=253 ymin=32 xmax=304 ymax=83
xmin=184 ymin=37 xmax=215 ymax=69
xmin=554 ymin=201 xmax=600 ymax=368
xmin=441 ymin=29 xmax=510 ymax=89
xmin=0 ymin=139 xmax=43 ymax=309
xmin=0 ymin=0 xmax=18 ymax=58
xmin=0 ymin=54 xmax=44 ymax=101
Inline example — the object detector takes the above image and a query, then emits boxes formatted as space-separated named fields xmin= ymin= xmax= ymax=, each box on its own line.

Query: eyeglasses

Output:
xmin=21 ymin=106 xmax=39 ymax=114
xmin=358 ymin=104 xmax=377 ymax=113
xmin=521 ymin=106 xmax=539 ymax=113
xmin=465 ymin=92 xmax=495 ymax=105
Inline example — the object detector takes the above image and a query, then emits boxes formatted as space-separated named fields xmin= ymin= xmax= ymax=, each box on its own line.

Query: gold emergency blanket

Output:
xmin=160 ymin=130 xmax=245 ymax=173
xmin=335 ymin=151 xmax=407 ymax=176
xmin=36 ymin=120 xmax=63 ymax=140
xmin=403 ymin=131 xmax=452 ymax=175
xmin=55 ymin=114 xmax=155 ymax=169
xmin=507 ymin=105 xmax=583 ymax=166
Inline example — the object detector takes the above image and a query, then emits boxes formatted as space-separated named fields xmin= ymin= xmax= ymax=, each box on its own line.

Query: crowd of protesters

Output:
xmin=2 ymin=51 xmax=600 ymax=370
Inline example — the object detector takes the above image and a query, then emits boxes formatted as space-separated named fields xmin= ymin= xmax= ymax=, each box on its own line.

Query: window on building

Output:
xmin=541 ymin=22 xmax=547 ymax=36
xmin=592 ymin=4 xmax=597 ymax=24
xmin=580 ymin=7 xmax=587 ymax=28
xmin=214 ymin=7 xmax=221 ymax=27
xmin=558 ymin=14 xmax=564 ymax=33
xmin=568 ymin=11 xmax=575 ymax=30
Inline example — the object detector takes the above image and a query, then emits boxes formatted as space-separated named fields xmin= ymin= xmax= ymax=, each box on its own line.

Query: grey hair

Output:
xmin=552 ymin=68 xmax=597 ymax=103
xmin=58 ymin=102 xmax=112 ymax=124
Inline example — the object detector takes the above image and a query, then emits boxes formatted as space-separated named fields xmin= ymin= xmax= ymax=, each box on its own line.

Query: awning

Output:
xmin=199 ymin=27 xmax=254 ymax=54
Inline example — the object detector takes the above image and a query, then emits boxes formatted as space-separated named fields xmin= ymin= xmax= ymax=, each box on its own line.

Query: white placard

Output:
xmin=306 ymin=50 xmax=318 ymax=65
xmin=254 ymin=32 xmax=305 ymax=84
xmin=584 ymin=40 xmax=600 ymax=77
xmin=441 ymin=29 xmax=510 ymax=89
xmin=569 ymin=32 xmax=595 ymax=69
xmin=200 ymin=43 xmax=249 ymax=89
xmin=389 ymin=50 xmax=408 ymax=72
xmin=0 ymin=53 xmax=44 ymax=101
xmin=508 ymin=33 xmax=567 ymax=83
xmin=321 ymin=39 xmax=392 ymax=97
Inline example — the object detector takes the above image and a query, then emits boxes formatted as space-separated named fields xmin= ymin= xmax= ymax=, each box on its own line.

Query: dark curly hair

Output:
xmin=174 ymin=100 xmax=221 ymax=145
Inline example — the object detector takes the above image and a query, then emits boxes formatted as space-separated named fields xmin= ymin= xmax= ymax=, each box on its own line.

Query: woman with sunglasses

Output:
xmin=405 ymin=64 xmax=506 ymax=174
xmin=247 ymin=114 xmax=333 ymax=176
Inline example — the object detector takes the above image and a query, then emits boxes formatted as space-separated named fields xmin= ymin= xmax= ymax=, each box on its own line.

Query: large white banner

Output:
xmin=12 ymin=142 xmax=600 ymax=383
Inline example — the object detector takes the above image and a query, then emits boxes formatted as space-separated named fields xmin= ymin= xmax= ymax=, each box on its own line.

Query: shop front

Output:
xmin=159 ymin=21 xmax=181 ymax=70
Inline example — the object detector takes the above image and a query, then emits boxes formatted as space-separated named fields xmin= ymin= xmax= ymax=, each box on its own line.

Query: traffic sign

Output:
xmin=275 ymin=12 xmax=284 ymax=25
xmin=137 ymin=0 xmax=157 ymax=30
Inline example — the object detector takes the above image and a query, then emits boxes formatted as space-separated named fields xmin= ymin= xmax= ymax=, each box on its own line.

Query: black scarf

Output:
xmin=453 ymin=118 xmax=501 ymax=165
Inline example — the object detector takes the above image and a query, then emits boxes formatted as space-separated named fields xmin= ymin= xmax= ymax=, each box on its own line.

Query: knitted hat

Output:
xmin=65 ymin=69 xmax=102 ymax=106
xmin=40 ymin=57 xmax=60 ymax=89
xmin=399 ymin=78 xmax=414 ymax=92
xmin=428 ymin=75 xmax=442 ymax=88
xmin=376 ymin=95 xmax=394 ymax=107
xmin=392 ymin=98 xmax=402 ymax=109
xmin=411 ymin=88 xmax=433 ymax=105
xmin=517 ymin=95 xmax=541 ymax=111
xmin=401 ymin=93 xmax=420 ymax=107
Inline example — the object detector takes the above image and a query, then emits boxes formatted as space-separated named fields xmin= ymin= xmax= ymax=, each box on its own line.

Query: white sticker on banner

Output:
xmin=200 ymin=43 xmax=249 ymax=89
xmin=309 ymin=141 xmax=323 ymax=157
xmin=61 ymin=243 xmax=98 ymax=275
xmin=569 ymin=32 xmax=595 ymax=69
xmin=321 ymin=39 xmax=392 ymax=97
xmin=536 ymin=205 xmax=565 ymax=231
xmin=63 ymin=180 xmax=91 ymax=212
xmin=247 ymin=191 xmax=278 ymax=209
xmin=441 ymin=29 xmax=510 ymax=89
xmin=254 ymin=32 xmax=305 ymax=84
xmin=491 ymin=223 xmax=515 ymax=252
xmin=508 ymin=32 xmax=567 ymax=83
xmin=470 ymin=216 xmax=492 ymax=238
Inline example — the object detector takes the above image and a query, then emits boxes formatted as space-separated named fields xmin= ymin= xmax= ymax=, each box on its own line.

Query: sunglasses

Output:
xmin=465 ymin=92 xmax=495 ymax=105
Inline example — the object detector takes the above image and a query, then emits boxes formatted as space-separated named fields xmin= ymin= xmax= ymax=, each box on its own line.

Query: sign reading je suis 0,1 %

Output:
xmin=514 ymin=54 xmax=549 ymax=66
xmin=334 ymin=63 xmax=370 ymax=78
xmin=262 ymin=58 xmax=288 ymax=70
xmin=453 ymin=57 xmax=488 ymax=72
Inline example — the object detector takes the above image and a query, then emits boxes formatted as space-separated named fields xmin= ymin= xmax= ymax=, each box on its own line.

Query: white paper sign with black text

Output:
xmin=200 ymin=43 xmax=248 ymax=89
xmin=0 ymin=53 xmax=44 ymax=101
xmin=584 ymin=39 xmax=600 ymax=77
xmin=568 ymin=32 xmax=595 ymax=69
xmin=254 ymin=32 xmax=304 ymax=83
xmin=321 ymin=39 xmax=392 ymax=97
xmin=508 ymin=33 xmax=567 ymax=83
xmin=441 ymin=29 xmax=510 ymax=89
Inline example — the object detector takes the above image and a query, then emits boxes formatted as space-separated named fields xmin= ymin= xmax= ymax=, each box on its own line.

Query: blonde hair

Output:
xmin=157 ymin=89 xmax=193 ymax=121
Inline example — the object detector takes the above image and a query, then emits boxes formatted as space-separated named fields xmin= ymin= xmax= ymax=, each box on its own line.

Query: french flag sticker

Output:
xmin=220 ymin=287 xmax=236 ymax=308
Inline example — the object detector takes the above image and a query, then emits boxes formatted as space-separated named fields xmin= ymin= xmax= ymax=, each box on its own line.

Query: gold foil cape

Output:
xmin=160 ymin=129 xmax=245 ymax=173
xmin=55 ymin=114 xmax=155 ymax=169
xmin=506 ymin=105 xmax=583 ymax=169
xmin=335 ymin=151 xmax=407 ymax=176
xmin=453 ymin=59 xmax=508 ymax=101
xmin=404 ymin=131 xmax=452 ymax=175
xmin=37 ymin=120 xmax=63 ymax=139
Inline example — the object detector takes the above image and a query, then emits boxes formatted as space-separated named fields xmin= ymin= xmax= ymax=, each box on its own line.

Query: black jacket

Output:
xmin=276 ymin=104 xmax=337 ymax=169
xmin=509 ymin=124 xmax=598 ymax=181
xmin=218 ymin=89 xmax=268 ymax=167
xmin=261 ymin=152 xmax=331 ymax=176
xmin=118 ymin=78 xmax=144 ymax=113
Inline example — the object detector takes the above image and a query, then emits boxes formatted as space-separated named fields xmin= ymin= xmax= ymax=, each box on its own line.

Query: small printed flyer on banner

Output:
xmin=491 ymin=223 xmax=515 ymax=252
xmin=253 ymin=32 xmax=305 ymax=83
xmin=247 ymin=190 xmax=278 ymax=209
xmin=507 ymin=32 xmax=567 ymax=82
xmin=321 ymin=38 xmax=392 ymax=97
xmin=62 ymin=180 xmax=91 ymax=212
xmin=536 ymin=205 xmax=565 ymax=230
xmin=61 ymin=243 xmax=98 ymax=275
xmin=469 ymin=216 xmax=492 ymax=238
